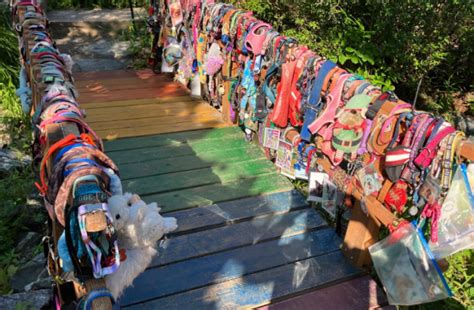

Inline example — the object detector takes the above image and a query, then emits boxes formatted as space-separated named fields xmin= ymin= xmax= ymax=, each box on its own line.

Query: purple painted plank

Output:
xmin=259 ymin=275 xmax=395 ymax=310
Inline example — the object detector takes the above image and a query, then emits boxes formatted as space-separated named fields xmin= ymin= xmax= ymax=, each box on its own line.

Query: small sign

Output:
xmin=276 ymin=140 xmax=296 ymax=179
xmin=263 ymin=128 xmax=281 ymax=150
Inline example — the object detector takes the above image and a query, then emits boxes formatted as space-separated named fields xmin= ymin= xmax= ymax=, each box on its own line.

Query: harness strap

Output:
xmin=288 ymin=49 xmax=315 ymax=127
xmin=308 ymin=73 xmax=352 ymax=136
xmin=54 ymin=167 xmax=110 ymax=227
xmin=400 ymin=114 xmax=435 ymax=184
xmin=272 ymin=46 xmax=308 ymax=127
xmin=300 ymin=60 xmax=337 ymax=141
xmin=80 ymin=288 xmax=113 ymax=310
xmin=78 ymin=203 xmax=120 ymax=278
xmin=414 ymin=123 xmax=455 ymax=169
xmin=35 ymin=134 xmax=87 ymax=196
xmin=440 ymin=132 xmax=465 ymax=190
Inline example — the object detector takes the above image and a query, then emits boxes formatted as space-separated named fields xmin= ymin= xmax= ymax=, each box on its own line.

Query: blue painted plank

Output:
xmin=168 ymin=191 xmax=307 ymax=235
xmin=119 ymin=228 xmax=342 ymax=306
xmin=153 ymin=208 xmax=327 ymax=267
xmin=123 ymin=251 xmax=362 ymax=309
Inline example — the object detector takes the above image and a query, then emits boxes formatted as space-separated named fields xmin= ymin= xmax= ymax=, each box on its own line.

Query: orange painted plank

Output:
xmin=79 ymin=84 xmax=190 ymax=103
xmin=75 ymin=76 xmax=176 ymax=93
xmin=75 ymin=69 xmax=157 ymax=81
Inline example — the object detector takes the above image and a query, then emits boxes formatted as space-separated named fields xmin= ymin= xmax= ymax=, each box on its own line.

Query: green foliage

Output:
xmin=0 ymin=7 xmax=20 ymax=86
xmin=121 ymin=17 xmax=153 ymax=69
xmin=444 ymin=250 xmax=474 ymax=308
xmin=230 ymin=0 xmax=473 ymax=119
xmin=49 ymin=0 xmax=145 ymax=9
xmin=0 ymin=4 xmax=38 ymax=295
xmin=232 ymin=1 xmax=473 ymax=307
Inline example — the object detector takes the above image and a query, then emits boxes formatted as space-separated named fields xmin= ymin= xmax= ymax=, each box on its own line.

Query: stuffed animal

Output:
xmin=105 ymin=193 xmax=178 ymax=299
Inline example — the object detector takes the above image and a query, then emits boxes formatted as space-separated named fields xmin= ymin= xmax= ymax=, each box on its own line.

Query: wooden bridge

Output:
xmin=75 ymin=70 xmax=391 ymax=309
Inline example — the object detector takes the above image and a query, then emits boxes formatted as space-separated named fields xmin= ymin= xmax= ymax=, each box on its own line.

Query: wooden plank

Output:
xmin=118 ymin=147 xmax=266 ymax=180
xmin=87 ymin=109 xmax=222 ymax=131
xmin=96 ymin=120 xmax=228 ymax=140
xmin=120 ymin=228 xmax=341 ymax=306
xmin=81 ymin=96 xmax=198 ymax=110
xmin=107 ymin=136 xmax=255 ymax=165
xmin=123 ymin=251 xmax=362 ymax=309
xmin=142 ymin=173 xmax=294 ymax=213
xmin=123 ymin=160 xmax=278 ymax=196
xmin=85 ymin=102 xmax=218 ymax=123
xmin=104 ymin=127 xmax=243 ymax=152
xmin=74 ymin=69 xmax=157 ymax=81
xmin=168 ymin=191 xmax=307 ymax=235
xmin=259 ymin=275 xmax=393 ymax=310
xmin=342 ymin=201 xmax=380 ymax=268
xmin=75 ymin=75 xmax=176 ymax=92
xmin=152 ymin=208 xmax=327 ymax=267
xmin=79 ymin=84 xmax=190 ymax=104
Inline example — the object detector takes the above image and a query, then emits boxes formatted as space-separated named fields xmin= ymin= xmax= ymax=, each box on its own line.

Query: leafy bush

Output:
xmin=230 ymin=0 xmax=473 ymax=120
xmin=49 ymin=0 xmax=145 ymax=9
xmin=229 ymin=1 xmax=473 ymax=307
xmin=0 ymin=4 xmax=37 ymax=294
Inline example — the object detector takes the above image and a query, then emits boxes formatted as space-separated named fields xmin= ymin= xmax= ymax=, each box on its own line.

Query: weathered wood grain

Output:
xmin=120 ymin=228 xmax=341 ymax=306
xmin=259 ymin=275 xmax=393 ymax=310
xmin=152 ymin=208 xmax=327 ymax=267
xmin=123 ymin=251 xmax=362 ymax=309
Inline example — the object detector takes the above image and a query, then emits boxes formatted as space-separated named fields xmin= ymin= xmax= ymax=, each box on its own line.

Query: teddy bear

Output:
xmin=105 ymin=192 xmax=178 ymax=299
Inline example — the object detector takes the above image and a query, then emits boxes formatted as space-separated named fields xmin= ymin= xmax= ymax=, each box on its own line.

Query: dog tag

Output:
xmin=409 ymin=206 xmax=419 ymax=216
xmin=85 ymin=212 xmax=107 ymax=232
xmin=218 ymin=84 xmax=225 ymax=96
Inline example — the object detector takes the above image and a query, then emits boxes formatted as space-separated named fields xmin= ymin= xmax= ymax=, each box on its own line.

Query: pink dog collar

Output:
xmin=245 ymin=21 xmax=272 ymax=55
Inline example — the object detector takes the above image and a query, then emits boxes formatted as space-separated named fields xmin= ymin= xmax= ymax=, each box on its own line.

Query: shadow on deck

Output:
xmin=76 ymin=70 xmax=391 ymax=309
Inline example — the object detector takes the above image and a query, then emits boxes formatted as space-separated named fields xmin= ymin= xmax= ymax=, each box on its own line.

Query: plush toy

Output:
xmin=105 ymin=193 xmax=178 ymax=299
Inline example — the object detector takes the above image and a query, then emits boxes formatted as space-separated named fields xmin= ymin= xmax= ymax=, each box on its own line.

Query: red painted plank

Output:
xmin=258 ymin=275 xmax=394 ymax=310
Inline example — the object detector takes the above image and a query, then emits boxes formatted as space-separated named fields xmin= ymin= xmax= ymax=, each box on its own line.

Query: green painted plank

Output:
xmin=142 ymin=173 xmax=294 ymax=213
xmin=123 ymin=159 xmax=277 ymax=195
xmin=118 ymin=146 xmax=266 ymax=180
xmin=119 ymin=229 xmax=340 ymax=306
xmin=104 ymin=127 xmax=243 ymax=152
xmin=124 ymin=251 xmax=362 ymax=309
xmin=168 ymin=191 xmax=307 ymax=235
xmin=108 ymin=137 xmax=256 ymax=165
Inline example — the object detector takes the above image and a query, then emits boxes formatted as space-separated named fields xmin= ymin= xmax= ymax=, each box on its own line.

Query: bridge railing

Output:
xmin=156 ymin=1 xmax=474 ymax=270
xmin=12 ymin=1 xmax=120 ymax=308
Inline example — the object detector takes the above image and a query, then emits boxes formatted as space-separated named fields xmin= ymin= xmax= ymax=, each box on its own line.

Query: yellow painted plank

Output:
xmin=88 ymin=110 xmax=223 ymax=130
xmin=85 ymin=102 xmax=217 ymax=123
xmin=97 ymin=121 xmax=228 ymax=140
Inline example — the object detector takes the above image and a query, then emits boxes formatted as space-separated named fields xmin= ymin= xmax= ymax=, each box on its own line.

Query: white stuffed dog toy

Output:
xmin=105 ymin=193 xmax=178 ymax=299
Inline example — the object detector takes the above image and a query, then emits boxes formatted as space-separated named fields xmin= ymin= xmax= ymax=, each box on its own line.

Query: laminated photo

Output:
xmin=263 ymin=128 xmax=281 ymax=150
xmin=276 ymin=140 xmax=296 ymax=179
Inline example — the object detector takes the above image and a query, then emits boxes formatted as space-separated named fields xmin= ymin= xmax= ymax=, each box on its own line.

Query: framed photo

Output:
xmin=308 ymin=172 xmax=327 ymax=202
xmin=263 ymin=128 xmax=281 ymax=150
xmin=276 ymin=140 xmax=296 ymax=179
xmin=356 ymin=163 xmax=382 ymax=196
xmin=308 ymin=172 xmax=343 ymax=217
